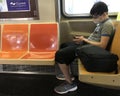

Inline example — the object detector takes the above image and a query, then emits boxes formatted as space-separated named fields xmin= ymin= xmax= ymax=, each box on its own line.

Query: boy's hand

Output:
xmin=73 ymin=35 xmax=84 ymax=44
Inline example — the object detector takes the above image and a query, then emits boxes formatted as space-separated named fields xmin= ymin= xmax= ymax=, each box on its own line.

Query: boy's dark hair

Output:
xmin=90 ymin=1 xmax=108 ymax=16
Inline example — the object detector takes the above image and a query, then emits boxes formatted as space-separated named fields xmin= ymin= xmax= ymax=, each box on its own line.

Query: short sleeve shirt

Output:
xmin=88 ymin=18 xmax=114 ymax=42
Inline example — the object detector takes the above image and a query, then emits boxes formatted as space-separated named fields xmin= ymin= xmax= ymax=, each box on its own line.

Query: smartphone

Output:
xmin=73 ymin=35 xmax=81 ymax=39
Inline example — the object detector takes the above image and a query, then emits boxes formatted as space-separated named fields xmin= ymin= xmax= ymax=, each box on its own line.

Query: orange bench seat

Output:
xmin=21 ymin=23 xmax=58 ymax=61
xmin=0 ymin=51 xmax=27 ymax=59
xmin=22 ymin=51 xmax=56 ymax=59
xmin=0 ymin=24 xmax=28 ymax=59
xmin=0 ymin=23 xmax=58 ymax=65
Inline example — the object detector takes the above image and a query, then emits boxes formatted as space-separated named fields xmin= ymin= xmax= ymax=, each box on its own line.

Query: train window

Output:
xmin=62 ymin=0 xmax=120 ymax=17
xmin=0 ymin=0 xmax=39 ymax=20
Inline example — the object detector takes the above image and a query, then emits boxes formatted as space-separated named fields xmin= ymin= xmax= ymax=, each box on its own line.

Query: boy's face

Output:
xmin=92 ymin=12 xmax=107 ymax=24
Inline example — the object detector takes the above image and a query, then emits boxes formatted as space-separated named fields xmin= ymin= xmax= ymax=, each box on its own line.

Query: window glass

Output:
xmin=63 ymin=0 xmax=120 ymax=17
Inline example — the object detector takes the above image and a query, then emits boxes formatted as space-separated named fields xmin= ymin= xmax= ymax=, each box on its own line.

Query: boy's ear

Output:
xmin=103 ymin=12 xmax=108 ymax=16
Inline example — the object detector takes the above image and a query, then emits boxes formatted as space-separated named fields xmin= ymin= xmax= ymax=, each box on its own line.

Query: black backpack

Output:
xmin=76 ymin=45 xmax=119 ymax=73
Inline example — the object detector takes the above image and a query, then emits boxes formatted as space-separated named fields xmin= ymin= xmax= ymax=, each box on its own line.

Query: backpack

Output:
xmin=76 ymin=45 xmax=119 ymax=73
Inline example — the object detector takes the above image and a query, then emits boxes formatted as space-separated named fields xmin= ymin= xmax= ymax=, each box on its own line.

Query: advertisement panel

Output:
xmin=0 ymin=0 xmax=30 ymax=12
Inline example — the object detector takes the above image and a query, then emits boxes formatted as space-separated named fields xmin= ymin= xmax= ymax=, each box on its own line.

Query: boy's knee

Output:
xmin=55 ymin=50 xmax=65 ymax=64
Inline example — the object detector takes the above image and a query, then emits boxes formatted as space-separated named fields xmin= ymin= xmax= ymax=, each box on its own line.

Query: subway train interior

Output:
xmin=0 ymin=0 xmax=120 ymax=96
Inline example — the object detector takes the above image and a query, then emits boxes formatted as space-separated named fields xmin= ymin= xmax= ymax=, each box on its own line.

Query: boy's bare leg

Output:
xmin=58 ymin=64 xmax=72 ymax=84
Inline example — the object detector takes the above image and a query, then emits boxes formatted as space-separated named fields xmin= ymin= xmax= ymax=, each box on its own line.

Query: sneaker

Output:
xmin=56 ymin=74 xmax=75 ymax=81
xmin=54 ymin=81 xmax=78 ymax=94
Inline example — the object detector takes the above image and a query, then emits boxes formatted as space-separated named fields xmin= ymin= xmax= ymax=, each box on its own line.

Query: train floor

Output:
xmin=0 ymin=74 xmax=120 ymax=96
